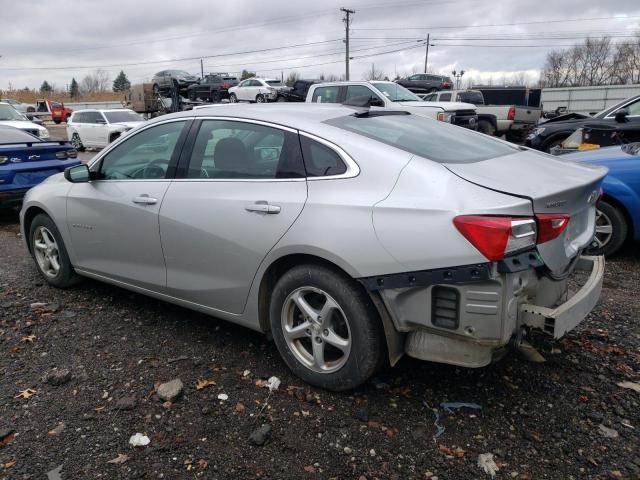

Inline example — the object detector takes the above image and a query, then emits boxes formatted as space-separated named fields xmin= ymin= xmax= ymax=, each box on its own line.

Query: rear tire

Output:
xmin=269 ymin=264 xmax=385 ymax=391
xmin=587 ymin=200 xmax=628 ymax=256
xmin=53 ymin=118 xmax=61 ymax=125
xmin=29 ymin=214 xmax=81 ymax=288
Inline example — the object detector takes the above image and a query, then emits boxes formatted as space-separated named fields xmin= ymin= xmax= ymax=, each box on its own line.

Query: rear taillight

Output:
xmin=536 ymin=214 xmax=570 ymax=244
xmin=0 ymin=156 xmax=8 ymax=165
xmin=507 ymin=106 xmax=515 ymax=121
xmin=55 ymin=149 xmax=77 ymax=160
xmin=437 ymin=112 xmax=446 ymax=122
xmin=222 ymin=83 xmax=231 ymax=89
xmin=453 ymin=216 xmax=536 ymax=261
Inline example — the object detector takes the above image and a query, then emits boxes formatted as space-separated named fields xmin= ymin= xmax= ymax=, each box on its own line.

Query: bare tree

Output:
xmin=285 ymin=71 xmax=300 ymax=87
xmin=363 ymin=63 xmax=386 ymax=81
xmin=80 ymin=69 xmax=111 ymax=94
xmin=611 ymin=37 xmax=640 ymax=84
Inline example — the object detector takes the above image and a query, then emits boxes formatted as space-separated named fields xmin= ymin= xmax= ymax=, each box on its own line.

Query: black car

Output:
xmin=151 ymin=70 xmax=199 ymax=95
xmin=395 ymin=73 xmax=453 ymax=94
xmin=526 ymin=95 xmax=640 ymax=152
xmin=277 ymin=79 xmax=321 ymax=102
xmin=187 ymin=75 xmax=238 ymax=102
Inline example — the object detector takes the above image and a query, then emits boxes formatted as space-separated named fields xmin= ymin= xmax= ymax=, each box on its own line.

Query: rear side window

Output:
xmin=311 ymin=86 xmax=340 ymax=103
xmin=439 ymin=93 xmax=452 ymax=101
xmin=300 ymin=136 xmax=347 ymax=177
xmin=325 ymin=114 xmax=517 ymax=164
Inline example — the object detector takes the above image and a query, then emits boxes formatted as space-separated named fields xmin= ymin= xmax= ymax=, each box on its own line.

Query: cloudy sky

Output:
xmin=1 ymin=0 xmax=639 ymax=91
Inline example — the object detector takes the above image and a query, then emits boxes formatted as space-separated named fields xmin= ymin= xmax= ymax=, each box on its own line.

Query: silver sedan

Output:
xmin=20 ymin=103 xmax=607 ymax=390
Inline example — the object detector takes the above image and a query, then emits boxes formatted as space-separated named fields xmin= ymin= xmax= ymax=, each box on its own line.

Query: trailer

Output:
xmin=128 ymin=83 xmax=205 ymax=117
xmin=540 ymin=84 xmax=640 ymax=116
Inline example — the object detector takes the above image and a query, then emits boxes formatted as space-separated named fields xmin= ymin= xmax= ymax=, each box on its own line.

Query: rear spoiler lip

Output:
xmin=0 ymin=140 xmax=71 ymax=147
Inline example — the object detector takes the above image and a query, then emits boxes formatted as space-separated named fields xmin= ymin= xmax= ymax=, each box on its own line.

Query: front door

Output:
xmin=66 ymin=119 xmax=189 ymax=290
xmin=159 ymin=118 xmax=307 ymax=314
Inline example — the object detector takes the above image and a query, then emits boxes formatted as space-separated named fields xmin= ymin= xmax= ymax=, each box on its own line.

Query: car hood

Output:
xmin=445 ymin=148 xmax=607 ymax=273
xmin=111 ymin=121 xmax=145 ymax=129
xmin=415 ymin=101 xmax=476 ymax=111
xmin=0 ymin=120 xmax=46 ymax=131
xmin=562 ymin=144 xmax=633 ymax=163
xmin=539 ymin=112 xmax=591 ymax=125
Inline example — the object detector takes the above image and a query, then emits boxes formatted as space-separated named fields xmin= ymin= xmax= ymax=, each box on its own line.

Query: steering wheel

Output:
xmin=141 ymin=158 xmax=169 ymax=179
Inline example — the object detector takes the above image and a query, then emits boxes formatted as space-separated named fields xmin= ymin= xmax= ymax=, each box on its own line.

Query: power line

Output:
xmin=0 ymin=39 xmax=343 ymax=71
xmin=351 ymin=14 xmax=640 ymax=31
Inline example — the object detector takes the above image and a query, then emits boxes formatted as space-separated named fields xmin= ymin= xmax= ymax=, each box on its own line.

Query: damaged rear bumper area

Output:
xmin=359 ymin=255 xmax=605 ymax=368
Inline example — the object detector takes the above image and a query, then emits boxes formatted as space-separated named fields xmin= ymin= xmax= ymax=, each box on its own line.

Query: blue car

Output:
xmin=564 ymin=143 xmax=640 ymax=256
xmin=0 ymin=125 xmax=80 ymax=208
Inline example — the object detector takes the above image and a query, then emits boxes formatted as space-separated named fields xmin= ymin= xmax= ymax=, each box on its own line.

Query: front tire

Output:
xmin=587 ymin=200 xmax=628 ymax=256
xmin=53 ymin=118 xmax=61 ymax=125
xmin=477 ymin=119 xmax=496 ymax=136
xmin=256 ymin=94 xmax=265 ymax=103
xmin=229 ymin=93 xmax=237 ymax=103
xmin=269 ymin=264 xmax=385 ymax=391
xmin=29 ymin=214 xmax=80 ymax=288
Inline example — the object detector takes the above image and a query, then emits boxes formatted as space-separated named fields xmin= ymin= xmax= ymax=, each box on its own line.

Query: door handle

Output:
xmin=245 ymin=202 xmax=281 ymax=214
xmin=132 ymin=195 xmax=158 ymax=205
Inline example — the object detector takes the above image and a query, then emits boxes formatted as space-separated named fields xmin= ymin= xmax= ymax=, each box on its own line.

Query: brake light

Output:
xmin=222 ymin=83 xmax=231 ymax=89
xmin=453 ymin=216 xmax=536 ymax=261
xmin=507 ymin=106 xmax=515 ymax=121
xmin=536 ymin=214 xmax=570 ymax=244
xmin=437 ymin=112 xmax=445 ymax=121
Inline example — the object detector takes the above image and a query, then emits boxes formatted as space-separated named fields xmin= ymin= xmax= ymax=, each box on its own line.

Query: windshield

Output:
xmin=104 ymin=110 xmax=143 ymax=123
xmin=325 ymin=113 xmax=517 ymax=164
xmin=168 ymin=70 xmax=191 ymax=76
xmin=457 ymin=91 xmax=484 ymax=105
xmin=371 ymin=82 xmax=421 ymax=102
xmin=266 ymin=80 xmax=284 ymax=86
xmin=0 ymin=104 xmax=27 ymax=121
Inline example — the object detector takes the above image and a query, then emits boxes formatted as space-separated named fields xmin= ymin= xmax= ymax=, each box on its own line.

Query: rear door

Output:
xmin=159 ymin=118 xmax=307 ymax=314
xmin=66 ymin=119 xmax=190 ymax=290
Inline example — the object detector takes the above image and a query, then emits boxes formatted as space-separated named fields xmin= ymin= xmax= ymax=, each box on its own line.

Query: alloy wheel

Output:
xmin=33 ymin=226 xmax=60 ymax=278
xmin=281 ymin=287 xmax=351 ymax=373
xmin=593 ymin=208 xmax=613 ymax=249
xmin=72 ymin=133 xmax=82 ymax=150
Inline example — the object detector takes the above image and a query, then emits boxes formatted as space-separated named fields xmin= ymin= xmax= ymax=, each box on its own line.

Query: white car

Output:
xmin=0 ymin=98 xmax=31 ymax=113
xmin=228 ymin=78 xmax=287 ymax=103
xmin=67 ymin=109 xmax=144 ymax=150
xmin=0 ymin=103 xmax=49 ymax=139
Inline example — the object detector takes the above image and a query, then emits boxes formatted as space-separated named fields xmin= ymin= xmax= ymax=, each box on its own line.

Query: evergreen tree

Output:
xmin=241 ymin=69 xmax=256 ymax=80
xmin=40 ymin=81 xmax=53 ymax=93
xmin=69 ymin=78 xmax=80 ymax=98
xmin=112 ymin=70 xmax=131 ymax=92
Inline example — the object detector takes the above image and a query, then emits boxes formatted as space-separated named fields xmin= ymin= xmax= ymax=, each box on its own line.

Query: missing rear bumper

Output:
xmin=519 ymin=255 xmax=604 ymax=339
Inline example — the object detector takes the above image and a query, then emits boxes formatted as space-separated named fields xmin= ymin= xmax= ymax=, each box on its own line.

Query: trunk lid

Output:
xmin=0 ymin=142 xmax=72 ymax=162
xmin=445 ymin=149 xmax=607 ymax=273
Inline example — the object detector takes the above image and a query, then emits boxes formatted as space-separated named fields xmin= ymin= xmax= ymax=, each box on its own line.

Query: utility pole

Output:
xmin=200 ymin=59 xmax=204 ymax=78
xmin=340 ymin=7 xmax=355 ymax=80
xmin=424 ymin=33 xmax=430 ymax=73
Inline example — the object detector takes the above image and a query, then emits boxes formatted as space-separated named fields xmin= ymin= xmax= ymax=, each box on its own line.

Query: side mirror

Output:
xmin=96 ymin=119 xmax=107 ymax=124
xmin=64 ymin=164 xmax=91 ymax=183
xmin=615 ymin=109 xmax=629 ymax=123
xmin=370 ymin=97 xmax=384 ymax=107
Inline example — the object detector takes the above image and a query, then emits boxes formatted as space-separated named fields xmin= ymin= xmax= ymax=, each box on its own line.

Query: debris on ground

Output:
xmin=617 ymin=381 xmax=640 ymax=393
xmin=107 ymin=453 xmax=130 ymax=464
xmin=44 ymin=368 xmax=72 ymax=386
xmin=195 ymin=378 xmax=216 ymax=390
xmin=248 ymin=424 xmax=272 ymax=446
xmin=156 ymin=379 xmax=183 ymax=402
xmin=441 ymin=402 xmax=482 ymax=414
xmin=217 ymin=393 xmax=229 ymax=401
xmin=598 ymin=424 xmax=619 ymax=438
xmin=114 ymin=396 xmax=136 ymax=411
xmin=128 ymin=433 xmax=150 ymax=447
xmin=47 ymin=423 xmax=65 ymax=437
xmin=46 ymin=465 xmax=63 ymax=480
xmin=477 ymin=453 xmax=500 ymax=478
xmin=265 ymin=376 xmax=281 ymax=392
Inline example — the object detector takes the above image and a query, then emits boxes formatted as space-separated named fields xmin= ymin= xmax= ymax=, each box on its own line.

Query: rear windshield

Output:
xmin=104 ymin=111 xmax=143 ymax=123
xmin=457 ymin=91 xmax=484 ymax=105
xmin=325 ymin=113 xmax=517 ymax=164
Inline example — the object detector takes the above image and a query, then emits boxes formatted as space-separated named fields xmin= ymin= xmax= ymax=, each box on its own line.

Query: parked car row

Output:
xmin=66 ymin=108 xmax=145 ymax=151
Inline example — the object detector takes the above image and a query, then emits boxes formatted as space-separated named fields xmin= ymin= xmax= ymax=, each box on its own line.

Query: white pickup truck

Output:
xmin=421 ymin=89 xmax=541 ymax=140
xmin=306 ymin=81 xmax=479 ymax=129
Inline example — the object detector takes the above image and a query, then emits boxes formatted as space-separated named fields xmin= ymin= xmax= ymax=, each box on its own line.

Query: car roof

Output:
xmin=72 ymin=108 xmax=134 ymax=113
xmin=153 ymin=103 xmax=369 ymax=136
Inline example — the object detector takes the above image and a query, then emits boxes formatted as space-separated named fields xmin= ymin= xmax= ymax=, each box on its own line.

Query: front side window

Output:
xmin=0 ymin=104 xmax=25 ymax=121
xmin=186 ymin=120 xmax=305 ymax=179
xmin=83 ymin=112 xmax=104 ymax=124
xmin=103 ymin=110 xmax=143 ymax=123
xmin=371 ymin=82 xmax=421 ymax=102
xmin=311 ymin=86 xmax=340 ymax=103
xmin=624 ymin=99 xmax=640 ymax=116
xmin=345 ymin=85 xmax=380 ymax=103
xmin=97 ymin=121 xmax=185 ymax=180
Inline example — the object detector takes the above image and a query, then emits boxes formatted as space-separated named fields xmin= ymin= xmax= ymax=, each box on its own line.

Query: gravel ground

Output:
xmin=0 ymin=210 xmax=639 ymax=480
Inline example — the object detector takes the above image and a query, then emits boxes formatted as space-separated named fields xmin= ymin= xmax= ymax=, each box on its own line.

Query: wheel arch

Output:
xmin=22 ymin=205 xmax=50 ymax=254
xmin=255 ymin=252 xmax=400 ymax=366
